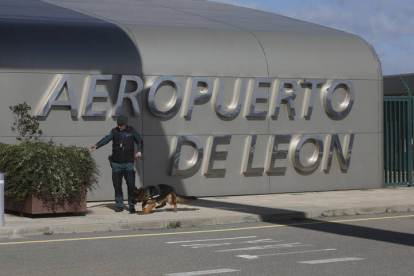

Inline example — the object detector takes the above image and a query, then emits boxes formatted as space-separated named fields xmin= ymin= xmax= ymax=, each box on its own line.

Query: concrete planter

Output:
xmin=5 ymin=191 xmax=87 ymax=214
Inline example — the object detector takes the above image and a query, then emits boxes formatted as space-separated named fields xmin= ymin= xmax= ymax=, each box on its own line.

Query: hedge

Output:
xmin=0 ymin=142 xmax=99 ymax=203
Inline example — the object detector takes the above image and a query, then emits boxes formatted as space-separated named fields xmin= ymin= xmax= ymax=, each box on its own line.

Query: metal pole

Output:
xmin=0 ymin=173 xmax=4 ymax=226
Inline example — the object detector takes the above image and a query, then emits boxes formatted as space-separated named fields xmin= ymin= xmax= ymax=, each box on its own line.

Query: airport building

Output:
xmin=0 ymin=0 xmax=383 ymax=201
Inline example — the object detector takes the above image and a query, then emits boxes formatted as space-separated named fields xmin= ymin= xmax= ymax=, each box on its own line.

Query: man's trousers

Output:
xmin=111 ymin=162 xmax=136 ymax=208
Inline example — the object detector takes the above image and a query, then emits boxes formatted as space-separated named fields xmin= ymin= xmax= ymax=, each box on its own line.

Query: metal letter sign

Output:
xmin=185 ymin=77 xmax=214 ymax=118
xmin=148 ymin=76 xmax=183 ymax=118
xmin=324 ymin=134 xmax=355 ymax=171
xmin=215 ymin=78 xmax=248 ymax=118
xmin=324 ymin=79 xmax=355 ymax=118
xmin=247 ymin=78 xmax=272 ymax=119
xmin=205 ymin=135 xmax=232 ymax=177
xmin=38 ymin=74 xmax=78 ymax=117
xmin=170 ymin=136 xmax=204 ymax=176
xmin=83 ymin=75 xmax=112 ymax=117
xmin=292 ymin=134 xmax=324 ymax=172
xmin=243 ymin=135 xmax=265 ymax=175
xmin=302 ymin=79 xmax=327 ymax=118
xmin=267 ymin=135 xmax=292 ymax=174
xmin=272 ymin=79 xmax=299 ymax=118
xmin=37 ymin=75 xmax=357 ymax=178
xmin=113 ymin=75 xmax=143 ymax=117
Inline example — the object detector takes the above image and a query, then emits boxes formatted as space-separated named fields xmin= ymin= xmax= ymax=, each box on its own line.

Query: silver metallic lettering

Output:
xmin=114 ymin=75 xmax=143 ymax=117
xmin=215 ymin=78 xmax=248 ymax=118
xmin=292 ymin=134 xmax=324 ymax=172
xmin=247 ymin=78 xmax=271 ymax=118
xmin=266 ymin=135 xmax=292 ymax=174
xmin=302 ymin=79 xmax=327 ymax=118
xmin=205 ymin=135 xmax=232 ymax=177
xmin=272 ymin=79 xmax=299 ymax=117
xmin=148 ymin=76 xmax=183 ymax=118
xmin=324 ymin=79 xmax=355 ymax=118
xmin=185 ymin=77 xmax=214 ymax=118
xmin=38 ymin=74 xmax=78 ymax=117
xmin=243 ymin=135 xmax=265 ymax=175
xmin=83 ymin=75 xmax=112 ymax=117
xmin=170 ymin=136 xmax=204 ymax=176
xmin=324 ymin=134 xmax=355 ymax=171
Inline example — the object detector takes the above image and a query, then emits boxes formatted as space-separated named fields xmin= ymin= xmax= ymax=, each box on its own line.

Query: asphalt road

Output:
xmin=0 ymin=212 xmax=414 ymax=276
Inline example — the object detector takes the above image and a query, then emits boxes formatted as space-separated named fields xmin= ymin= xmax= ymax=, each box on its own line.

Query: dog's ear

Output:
xmin=134 ymin=186 xmax=139 ymax=192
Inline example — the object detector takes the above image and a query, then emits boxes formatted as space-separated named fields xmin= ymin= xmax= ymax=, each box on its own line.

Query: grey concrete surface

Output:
xmin=1 ymin=187 xmax=413 ymax=237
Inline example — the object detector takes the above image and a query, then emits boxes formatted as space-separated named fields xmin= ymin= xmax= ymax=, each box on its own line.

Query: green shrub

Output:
xmin=9 ymin=102 xmax=43 ymax=143
xmin=0 ymin=142 xmax=99 ymax=206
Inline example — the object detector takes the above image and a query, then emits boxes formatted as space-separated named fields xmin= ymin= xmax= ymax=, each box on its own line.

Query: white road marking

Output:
xmin=216 ymin=243 xmax=311 ymax=252
xmin=242 ymin=239 xmax=277 ymax=243
xmin=237 ymin=255 xmax=260 ymax=260
xmin=237 ymin=249 xmax=338 ymax=259
xmin=165 ymin=268 xmax=240 ymax=275
xmin=299 ymin=257 xmax=365 ymax=264
xmin=180 ymin=239 xmax=279 ymax=248
xmin=166 ymin=236 xmax=257 ymax=244
xmin=181 ymin=243 xmax=232 ymax=248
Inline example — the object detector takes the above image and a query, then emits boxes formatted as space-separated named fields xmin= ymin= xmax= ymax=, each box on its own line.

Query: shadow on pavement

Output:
xmin=184 ymin=198 xmax=414 ymax=248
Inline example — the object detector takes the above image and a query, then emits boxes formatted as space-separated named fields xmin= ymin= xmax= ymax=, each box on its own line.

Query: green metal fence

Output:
xmin=383 ymin=96 xmax=413 ymax=186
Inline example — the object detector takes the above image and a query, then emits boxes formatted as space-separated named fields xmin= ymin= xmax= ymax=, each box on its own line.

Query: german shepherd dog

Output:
xmin=131 ymin=184 xmax=197 ymax=215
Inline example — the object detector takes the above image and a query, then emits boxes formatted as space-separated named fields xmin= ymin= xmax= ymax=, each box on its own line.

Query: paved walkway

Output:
xmin=1 ymin=187 xmax=414 ymax=237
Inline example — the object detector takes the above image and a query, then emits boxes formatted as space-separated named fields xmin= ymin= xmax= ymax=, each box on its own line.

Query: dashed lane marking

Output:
xmin=242 ymin=238 xmax=276 ymax=243
xmin=237 ymin=248 xmax=338 ymax=259
xmin=299 ymin=257 xmax=365 ymax=264
xmin=181 ymin=243 xmax=232 ymax=248
xmin=175 ymin=238 xmax=280 ymax=248
xmin=165 ymin=268 xmax=240 ymax=275
xmin=166 ymin=236 xmax=257 ymax=244
xmin=215 ymin=243 xmax=311 ymax=252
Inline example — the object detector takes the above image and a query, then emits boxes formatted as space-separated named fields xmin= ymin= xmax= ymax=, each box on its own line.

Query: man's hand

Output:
xmin=91 ymin=145 xmax=97 ymax=152
xmin=135 ymin=152 xmax=142 ymax=158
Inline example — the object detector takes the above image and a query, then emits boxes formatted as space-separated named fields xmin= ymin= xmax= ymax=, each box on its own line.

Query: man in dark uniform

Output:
xmin=91 ymin=115 xmax=143 ymax=213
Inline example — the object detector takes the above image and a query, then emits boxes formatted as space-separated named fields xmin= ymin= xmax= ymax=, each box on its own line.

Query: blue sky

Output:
xmin=210 ymin=0 xmax=414 ymax=76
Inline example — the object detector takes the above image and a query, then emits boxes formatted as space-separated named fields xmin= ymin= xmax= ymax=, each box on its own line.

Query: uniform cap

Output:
xmin=117 ymin=115 xmax=128 ymax=126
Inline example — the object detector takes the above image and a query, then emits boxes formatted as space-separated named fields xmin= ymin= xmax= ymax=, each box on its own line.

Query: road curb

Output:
xmin=1 ymin=205 xmax=414 ymax=238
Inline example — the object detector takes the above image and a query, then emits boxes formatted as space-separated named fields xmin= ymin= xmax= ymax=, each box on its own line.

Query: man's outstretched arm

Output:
xmin=91 ymin=131 xmax=114 ymax=152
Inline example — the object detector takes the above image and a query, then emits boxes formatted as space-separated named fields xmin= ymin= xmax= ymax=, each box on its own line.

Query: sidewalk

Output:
xmin=1 ymin=187 xmax=414 ymax=237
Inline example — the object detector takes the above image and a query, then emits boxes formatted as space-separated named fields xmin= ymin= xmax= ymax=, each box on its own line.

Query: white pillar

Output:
xmin=0 ymin=173 xmax=4 ymax=226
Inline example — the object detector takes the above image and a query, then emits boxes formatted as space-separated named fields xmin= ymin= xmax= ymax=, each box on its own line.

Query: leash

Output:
xmin=135 ymin=156 xmax=160 ymax=199
xmin=134 ymin=156 xmax=144 ymax=188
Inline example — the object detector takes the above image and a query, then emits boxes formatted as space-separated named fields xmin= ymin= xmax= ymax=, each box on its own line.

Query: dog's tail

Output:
xmin=176 ymin=195 xmax=197 ymax=203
